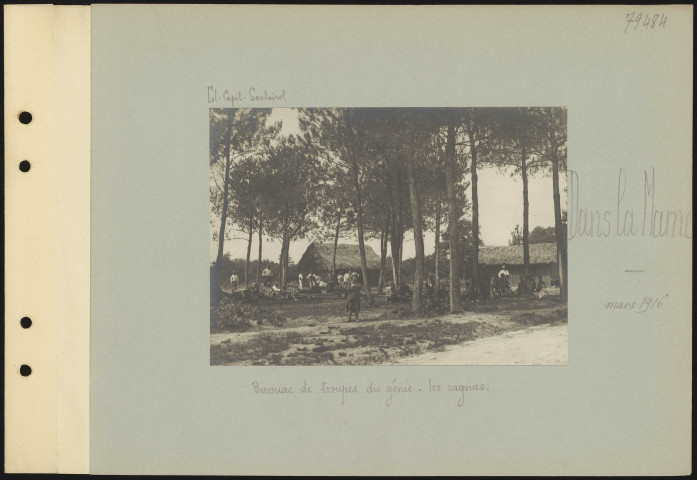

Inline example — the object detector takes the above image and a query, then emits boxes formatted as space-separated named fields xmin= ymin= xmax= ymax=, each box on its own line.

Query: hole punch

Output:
xmin=20 ymin=365 xmax=32 ymax=377
xmin=19 ymin=160 xmax=31 ymax=172
xmin=20 ymin=317 xmax=32 ymax=329
xmin=18 ymin=111 xmax=33 ymax=124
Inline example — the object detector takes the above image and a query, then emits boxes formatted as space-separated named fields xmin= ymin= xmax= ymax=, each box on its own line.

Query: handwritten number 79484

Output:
xmin=625 ymin=13 xmax=668 ymax=33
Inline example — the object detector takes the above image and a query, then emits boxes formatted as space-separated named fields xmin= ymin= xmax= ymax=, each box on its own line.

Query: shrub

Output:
xmin=210 ymin=298 xmax=287 ymax=331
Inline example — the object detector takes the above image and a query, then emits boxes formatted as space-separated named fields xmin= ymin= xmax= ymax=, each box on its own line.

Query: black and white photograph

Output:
xmin=8 ymin=3 xmax=692 ymax=475
xmin=210 ymin=108 xmax=568 ymax=366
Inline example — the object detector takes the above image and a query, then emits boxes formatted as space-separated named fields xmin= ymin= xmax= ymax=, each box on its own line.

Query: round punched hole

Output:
xmin=18 ymin=111 xmax=33 ymax=124
xmin=20 ymin=365 xmax=32 ymax=377
xmin=19 ymin=160 xmax=31 ymax=172
xmin=20 ymin=317 xmax=32 ymax=329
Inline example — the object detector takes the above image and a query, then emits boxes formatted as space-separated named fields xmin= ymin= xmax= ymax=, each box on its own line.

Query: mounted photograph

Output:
xmin=210 ymin=107 xmax=568 ymax=366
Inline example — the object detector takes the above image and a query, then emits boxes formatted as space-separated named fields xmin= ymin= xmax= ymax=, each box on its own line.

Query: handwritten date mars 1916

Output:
xmin=605 ymin=294 xmax=668 ymax=314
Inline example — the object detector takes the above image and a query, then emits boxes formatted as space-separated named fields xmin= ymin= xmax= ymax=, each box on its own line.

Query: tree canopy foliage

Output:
xmin=210 ymin=107 xmax=568 ymax=309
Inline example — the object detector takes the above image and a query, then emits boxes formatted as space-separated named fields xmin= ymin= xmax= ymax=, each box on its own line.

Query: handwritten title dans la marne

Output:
xmin=569 ymin=168 xmax=692 ymax=240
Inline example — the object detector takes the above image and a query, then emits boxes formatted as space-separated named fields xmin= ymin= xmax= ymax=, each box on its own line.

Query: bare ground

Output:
xmin=394 ymin=323 xmax=568 ymax=365
xmin=210 ymin=294 xmax=567 ymax=366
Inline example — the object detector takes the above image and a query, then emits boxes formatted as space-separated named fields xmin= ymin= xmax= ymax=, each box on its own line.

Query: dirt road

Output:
xmin=211 ymin=296 xmax=568 ymax=366
xmin=394 ymin=323 xmax=568 ymax=366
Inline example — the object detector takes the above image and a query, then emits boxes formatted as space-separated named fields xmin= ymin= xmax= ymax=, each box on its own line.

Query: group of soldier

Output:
xmin=228 ymin=264 xmax=550 ymax=303
xmin=493 ymin=265 xmax=547 ymax=296
xmin=229 ymin=267 xmax=362 ymax=293
xmin=228 ymin=265 xmax=275 ymax=291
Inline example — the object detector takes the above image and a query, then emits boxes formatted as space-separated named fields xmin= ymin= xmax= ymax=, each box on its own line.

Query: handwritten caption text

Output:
xmin=251 ymin=379 xmax=488 ymax=407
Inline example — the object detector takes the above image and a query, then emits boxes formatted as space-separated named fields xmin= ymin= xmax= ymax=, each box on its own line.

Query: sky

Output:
xmin=210 ymin=108 xmax=567 ymax=264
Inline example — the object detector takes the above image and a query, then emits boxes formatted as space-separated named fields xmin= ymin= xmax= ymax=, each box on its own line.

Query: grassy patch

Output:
xmin=211 ymin=331 xmax=302 ymax=365
xmin=509 ymin=308 xmax=568 ymax=326
xmin=211 ymin=299 xmax=287 ymax=332
xmin=341 ymin=320 xmax=500 ymax=351
xmin=465 ymin=296 xmax=564 ymax=313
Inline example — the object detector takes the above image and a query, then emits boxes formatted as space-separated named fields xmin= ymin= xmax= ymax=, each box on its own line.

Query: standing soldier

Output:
xmin=262 ymin=265 xmax=273 ymax=287
xmin=346 ymin=272 xmax=363 ymax=322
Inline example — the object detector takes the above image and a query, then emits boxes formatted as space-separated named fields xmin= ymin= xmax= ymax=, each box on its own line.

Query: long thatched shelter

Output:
xmin=478 ymin=242 xmax=560 ymax=286
xmin=297 ymin=242 xmax=382 ymax=285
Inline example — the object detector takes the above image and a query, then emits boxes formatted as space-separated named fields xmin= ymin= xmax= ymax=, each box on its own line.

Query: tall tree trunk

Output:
xmin=279 ymin=238 xmax=284 ymax=289
xmin=396 ymin=167 xmax=405 ymax=284
xmin=283 ymin=239 xmax=290 ymax=291
xmin=331 ymin=204 xmax=343 ymax=279
xmin=350 ymin=151 xmax=373 ymax=305
xmin=468 ymin=123 xmax=480 ymax=300
xmin=378 ymin=215 xmax=389 ymax=292
xmin=256 ymin=212 xmax=263 ymax=288
xmin=389 ymin=203 xmax=400 ymax=287
xmin=406 ymin=150 xmax=425 ymax=313
xmin=552 ymin=156 xmax=567 ymax=300
xmin=382 ymin=212 xmax=391 ymax=290
xmin=245 ymin=214 xmax=253 ymax=288
xmin=214 ymin=111 xmax=235 ymax=288
xmin=445 ymin=121 xmax=462 ymax=312
xmin=522 ymin=146 xmax=530 ymax=282
xmin=435 ymin=199 xmax=441 ymax=283
xmin=385 ymin=162 xmax=401 ymax=288
xmin=398 ymin=232 xmax=404 ymax=280
xmin=377 ymin=231 xmax=385 ymax=292
xmin=280 ymin=229 xmax=288 ymax=289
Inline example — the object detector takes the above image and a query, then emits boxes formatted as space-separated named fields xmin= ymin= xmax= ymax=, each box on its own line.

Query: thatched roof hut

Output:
xmin=299 ymin=242 xmax=381 ymax=271
xmin=298 ymin=242 xmax=382 ymax=284
xmin=478 ymin=242 xmax=560 ymax=286
xmin=478 ymin=242 xmax=558 ymax=265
